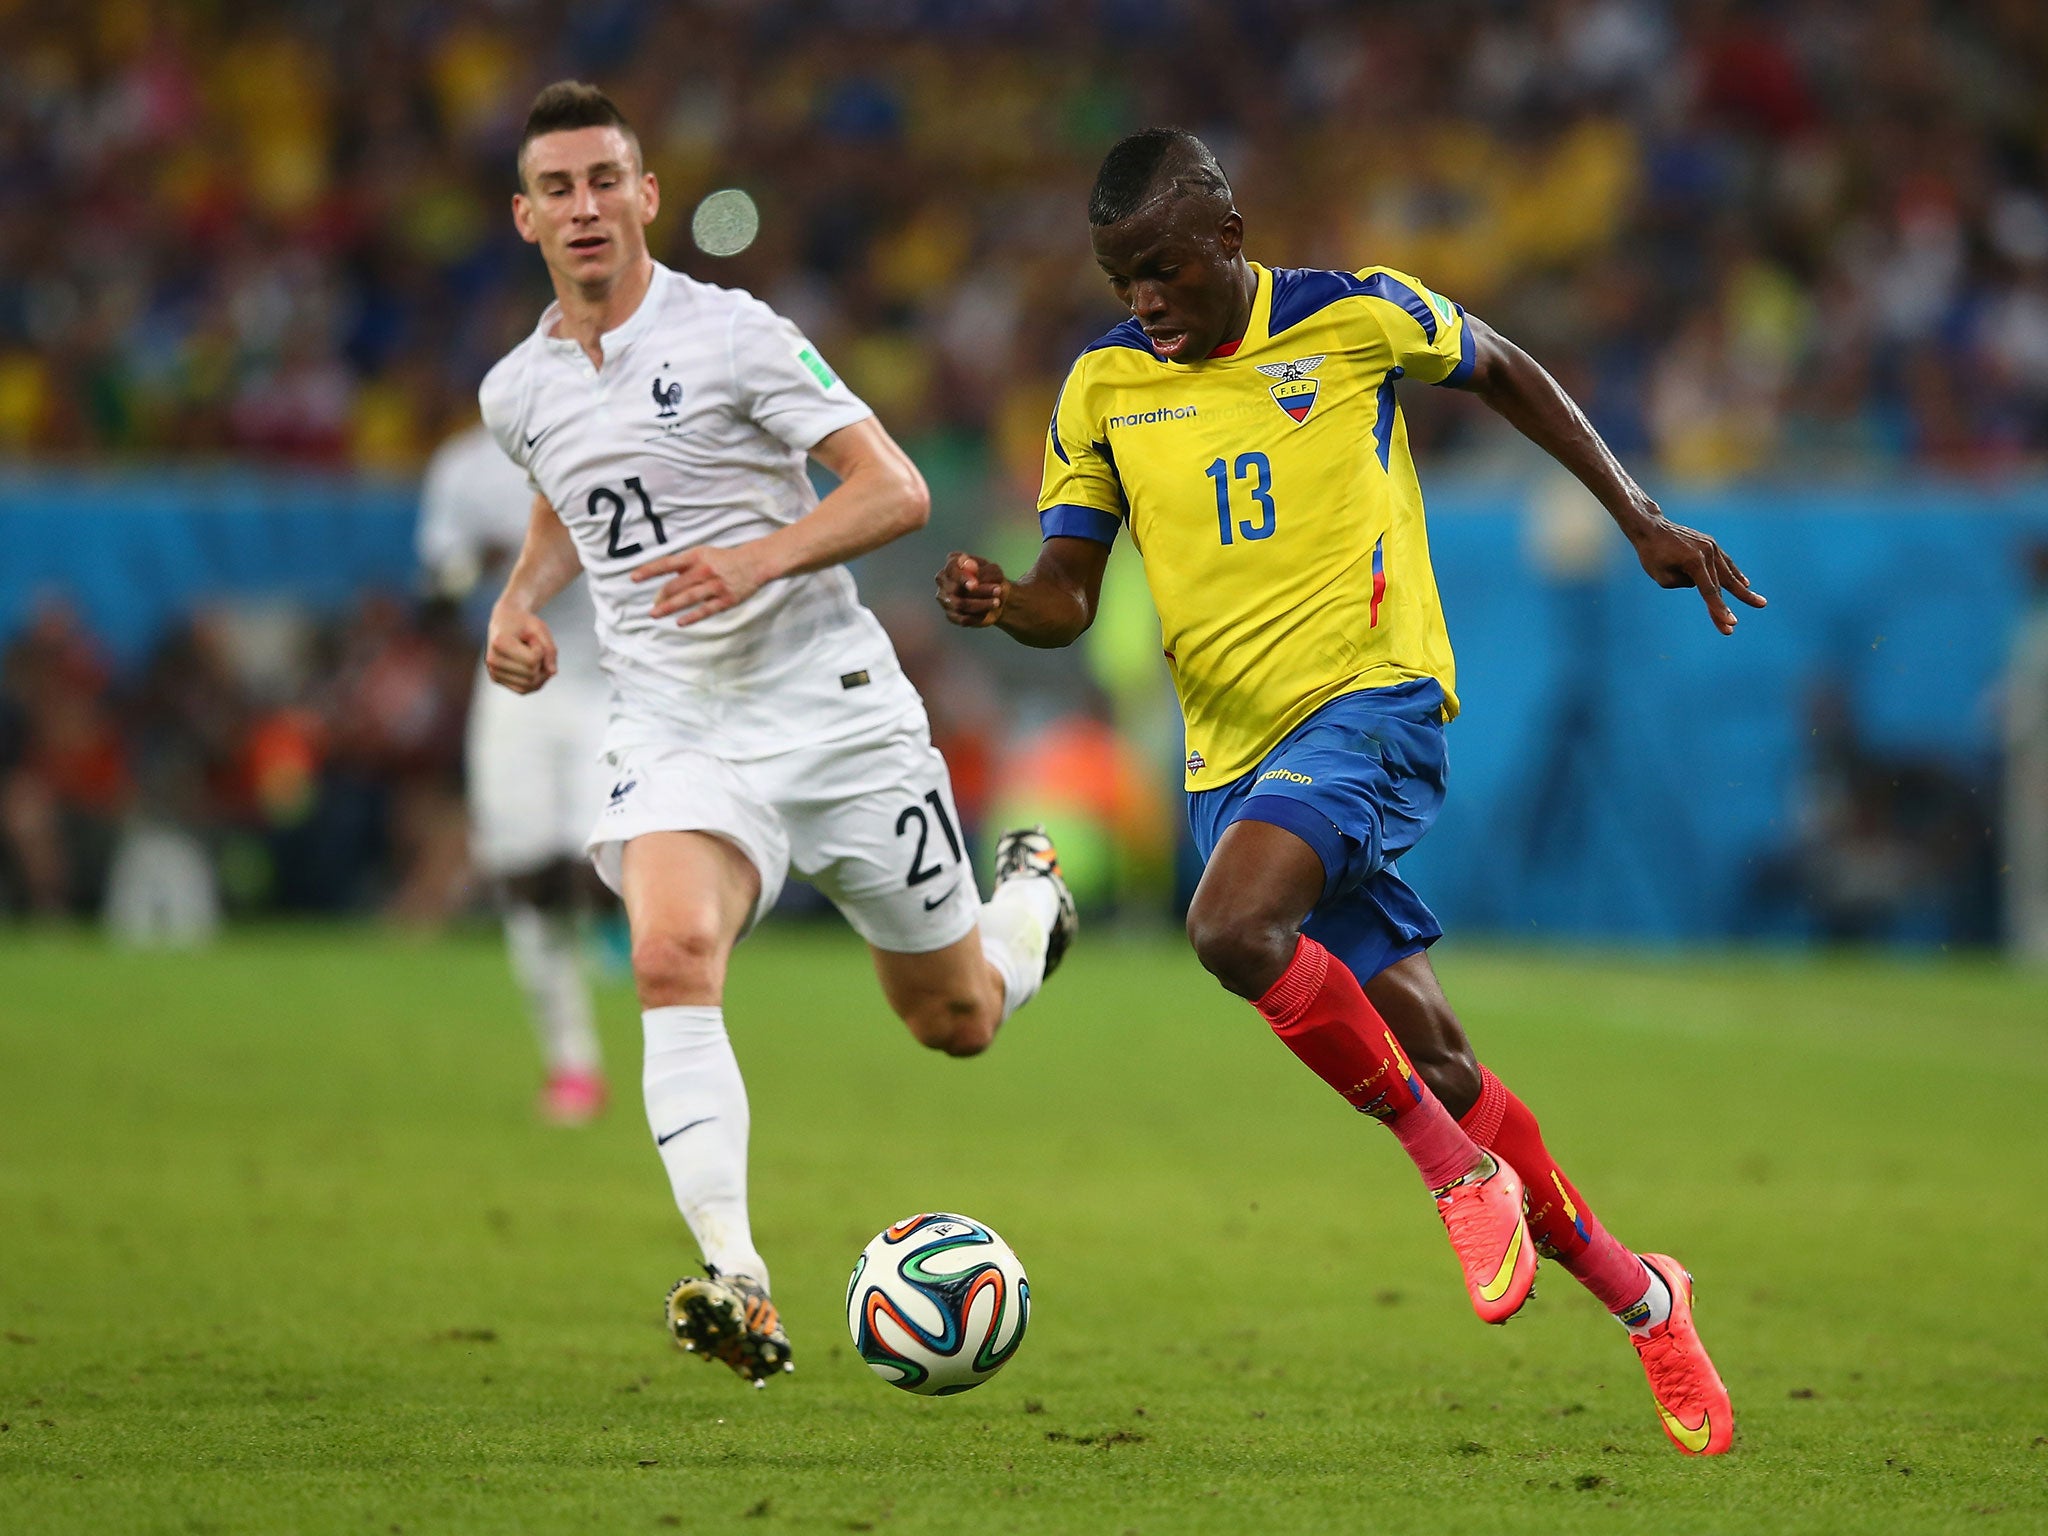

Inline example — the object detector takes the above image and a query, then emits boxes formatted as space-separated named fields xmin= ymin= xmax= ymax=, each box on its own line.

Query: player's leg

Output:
xmin=1184 ymin=817 xmax=1533 ymax=1323
xmin=467 ymin=677 xmax=604 ymax=1121
xmin=617 ymin=827 xmax=796 ymax=1385
xmin=502 ymin=857 xmax=605 ymax=1123
xmin=1364 ymin=952 xmax=1733 ymax=1453
xmin=870 ymin=827 xmax=1077 ymax=1056
xmin=1364 ymin=953 xmax=1650 ymax=1298
xmin=785 ymin=714 xmax=1074 ymax=1055
xmin=620 ymin=828 xmax=762 ymax=1268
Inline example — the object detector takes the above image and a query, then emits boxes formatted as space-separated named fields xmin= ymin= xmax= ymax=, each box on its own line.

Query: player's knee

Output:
xmin=1185 ymin=903 xmax=1293 ymax=1000
xmin=903 ymin=994 xmax=995 ymax=1058
xmin=630 ymin=925 xmax=727 ymax=1005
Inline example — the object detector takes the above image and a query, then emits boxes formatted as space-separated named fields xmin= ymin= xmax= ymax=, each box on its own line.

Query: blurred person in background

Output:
xmin=419 ymin=415 xmax=613 ymax=1124
xmin=0 ymin=600 xmax=129 ymax=917
xmin=940 ymin=127 xmax=1763 ymax=1457
xmin=2005 ymin=542 xmax=2048 ymax=962
xmin=479 ymin=82 xmax=1076 ymax=1387
xmin=316 ymin=592 xmax=472 ymax=922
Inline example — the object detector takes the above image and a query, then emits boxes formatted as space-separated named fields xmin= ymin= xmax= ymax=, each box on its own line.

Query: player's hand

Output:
xmin=1626 ymin=507 xmax=1767 ymax=635
xmin=485 ymin=605 xmax=557 ymax=694
xmin=634 ymin=543 xmax=771 ymax=625
xmin=935 ymin=552 xmax=1008 ymax=628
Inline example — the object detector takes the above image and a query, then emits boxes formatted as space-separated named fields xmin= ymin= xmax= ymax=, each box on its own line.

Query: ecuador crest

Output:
xmin=1257 ymin=354 xmax=1326 ymax=423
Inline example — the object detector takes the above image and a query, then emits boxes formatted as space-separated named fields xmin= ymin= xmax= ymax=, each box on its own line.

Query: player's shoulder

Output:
xmin=651 ymin=264 xmax=782 ymax=338
xmin=1063 ymin=316 xmax=1162 ymax=389
xmin=477 ymin=316 xmax=555 ymax=445
xmin=1267 ymin=264 xmax=1454 ymax=345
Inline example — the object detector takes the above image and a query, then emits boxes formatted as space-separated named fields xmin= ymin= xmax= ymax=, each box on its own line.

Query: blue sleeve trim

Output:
xmin=1437 ymin=305 xmax=1476 ymax=388
xmin=1268 ymin=268 xmax=1442 ymax=342
xmin=1233 ymin=793 xmax=1348 ymax=904
xmin=1268 ymin=267 xmax=1366 ymax=337
xmin=1373 ymin=367 xmax=1405 ymax=468
xmin=1360 ymin=272 xmax=1438 ymax=342
xmin=1040 ymin=503 xmax=1122 ymax=545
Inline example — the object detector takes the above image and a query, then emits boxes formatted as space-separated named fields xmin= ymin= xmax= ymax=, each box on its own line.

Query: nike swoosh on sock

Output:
xmin=656 ymin=1116 xmax=715 ymax=1147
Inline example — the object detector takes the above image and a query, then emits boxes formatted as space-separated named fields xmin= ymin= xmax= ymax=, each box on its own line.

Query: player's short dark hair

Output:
xmin=1088 ymin=128 xmax=1231 ymax=226
xmin=517 ymin=80 xmax=641 ymax=186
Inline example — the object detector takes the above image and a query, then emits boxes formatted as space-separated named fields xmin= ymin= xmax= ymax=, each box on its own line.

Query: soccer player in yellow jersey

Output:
xmin=938 ymin=129 xmax=1763 ymax=1456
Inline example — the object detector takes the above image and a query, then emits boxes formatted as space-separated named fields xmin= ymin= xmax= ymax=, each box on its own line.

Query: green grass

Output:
xmin=2 ymin=928 xmax=2046 ymax=1534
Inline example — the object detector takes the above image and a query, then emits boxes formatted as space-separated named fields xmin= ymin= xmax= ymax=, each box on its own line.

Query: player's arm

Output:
xmin=485 ymin=493 xmax=579 ymax=694
xmin=634 ymin=416 xmax=929 ymax=624
xmin=935 ymin=536 xmax=1109 ymax=649
xmin=1462 ymin=315 xmax=1766 ymax=634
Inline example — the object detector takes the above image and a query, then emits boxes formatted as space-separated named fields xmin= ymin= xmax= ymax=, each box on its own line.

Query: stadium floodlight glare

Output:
xmin=692 ymin=188 xmax=760 ymax=257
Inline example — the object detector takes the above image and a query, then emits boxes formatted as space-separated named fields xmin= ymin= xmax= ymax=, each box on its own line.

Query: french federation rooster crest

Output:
xmin=652 ymin=376 xmax=683 ymax=418
xmin=1258 ymin=354 xmax=1325 ymax=423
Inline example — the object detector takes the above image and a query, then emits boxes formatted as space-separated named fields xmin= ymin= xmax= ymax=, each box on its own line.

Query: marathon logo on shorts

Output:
xmin=1258 ymin=768 xmax=1313 ymax=785
xmin=840 ymin=670 xmax=870 ymax=689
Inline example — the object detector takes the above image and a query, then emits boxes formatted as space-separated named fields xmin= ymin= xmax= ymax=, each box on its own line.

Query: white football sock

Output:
xmin=977 ymin=875 xmax=1061 ymax=1022
xmin=504 ymin=904 xmax=601 ymax=1075
xmin=642 ymin=1005 xmax=768 ymax=1288
xmin=1619 ymin=1263 xmax=1674 ymax=1335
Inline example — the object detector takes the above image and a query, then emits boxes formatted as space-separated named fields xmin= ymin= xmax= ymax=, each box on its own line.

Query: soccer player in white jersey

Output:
xmin=417 ymin=419 xmax=612 ymax=1125
xmin=477 ymin=81 xmax=1076 ymax=1386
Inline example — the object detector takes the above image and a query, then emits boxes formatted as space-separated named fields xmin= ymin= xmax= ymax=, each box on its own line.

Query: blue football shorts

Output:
xmin=1185 ymin=678 xmax=1449 ymax=984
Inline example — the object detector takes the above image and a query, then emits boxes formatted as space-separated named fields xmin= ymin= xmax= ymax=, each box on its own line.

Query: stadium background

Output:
xmin=3 ymin=0 xmax=2047 ymax=950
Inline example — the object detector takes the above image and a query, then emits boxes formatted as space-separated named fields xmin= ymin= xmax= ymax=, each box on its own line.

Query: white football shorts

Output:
xmin=588 ymin=709 xmax=982 ymax=955
xmin=466 ymin=668 xmax=612 ymax=877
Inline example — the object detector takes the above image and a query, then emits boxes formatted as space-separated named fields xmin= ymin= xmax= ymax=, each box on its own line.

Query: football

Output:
xmin=847 ymin=1213 xmax=1030 ymax=1395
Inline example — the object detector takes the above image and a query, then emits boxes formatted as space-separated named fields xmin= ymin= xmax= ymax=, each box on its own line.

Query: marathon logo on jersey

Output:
xmin=1107 ymin=404 xmax=1198 ymax=430
xmin=1185 ymin=748 xmax=1206 ymax=775
xmin=1257 ymin=354 xmax=1326 ymax=423
xmin=608 ymin=778 xmax=638 ymax=806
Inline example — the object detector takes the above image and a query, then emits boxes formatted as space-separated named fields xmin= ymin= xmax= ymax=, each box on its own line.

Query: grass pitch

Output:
xmin=1 ymin=928 xmax=2045 ymax=1535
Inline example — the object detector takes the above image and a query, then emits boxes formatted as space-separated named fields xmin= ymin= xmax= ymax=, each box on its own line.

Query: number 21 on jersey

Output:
xmin=1207 ymin=453 xmax=1275 ymax=545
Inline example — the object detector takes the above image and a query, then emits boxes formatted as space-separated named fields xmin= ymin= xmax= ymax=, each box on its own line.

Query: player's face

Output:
xmin=513 ymin=126 xmax=659 ymax=290
xmin=1091 ymin=200 xmax=1246 ymax=362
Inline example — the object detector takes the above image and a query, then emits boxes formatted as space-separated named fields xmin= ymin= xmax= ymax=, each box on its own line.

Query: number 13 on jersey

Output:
xmin=1207 ymin=453 xmax=1276 ymax=545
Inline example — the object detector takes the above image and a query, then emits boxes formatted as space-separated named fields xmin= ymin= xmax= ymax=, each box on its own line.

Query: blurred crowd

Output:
xmin=5 ymin=0 xmax=2048 ymax=484
xmin=0 ymin=593 xmax=475 ymax=924
xmin=0 ymin=584 xmax=1176 ymax=928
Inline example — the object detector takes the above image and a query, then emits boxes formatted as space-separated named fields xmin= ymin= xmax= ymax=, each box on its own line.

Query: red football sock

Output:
xmin=1459 ymin=1067 xmax=1651 ymax=1316
xmin=1255 ymin=936 xmax=1484 ymax=1192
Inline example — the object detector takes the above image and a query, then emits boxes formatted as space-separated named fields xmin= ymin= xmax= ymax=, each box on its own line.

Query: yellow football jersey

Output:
xmin=1038 ymin=261 xmax=1472 ymax=789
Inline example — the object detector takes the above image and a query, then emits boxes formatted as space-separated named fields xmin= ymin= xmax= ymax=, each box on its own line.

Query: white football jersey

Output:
xmin=415 ymin=421 xmax=603 ymax=680
xmin=478 ymin=262 xmax=919 ymax=759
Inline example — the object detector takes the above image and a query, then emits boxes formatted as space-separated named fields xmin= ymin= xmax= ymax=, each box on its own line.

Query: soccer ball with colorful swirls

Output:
xmin=846 ymin=1213 xmax=1030 ymax=1395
